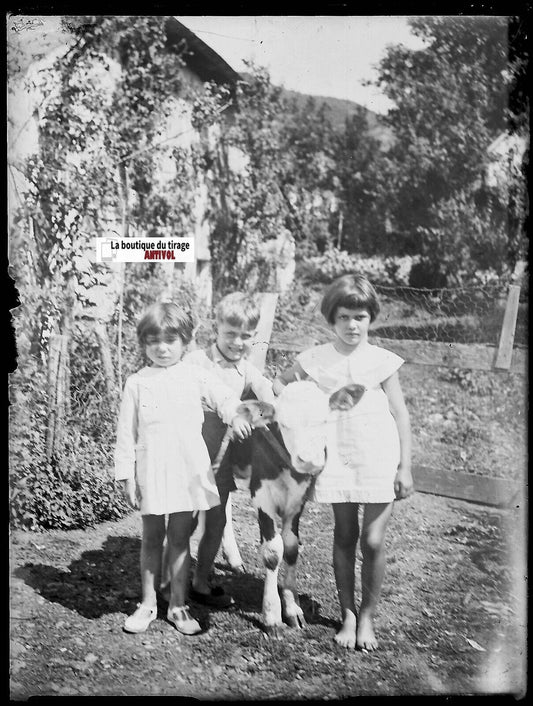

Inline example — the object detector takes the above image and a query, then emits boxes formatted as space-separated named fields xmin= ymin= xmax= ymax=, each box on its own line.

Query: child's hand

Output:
xmin=394 ymin=465 xmax=414 ymax=500
xmin=231 ymin=414 xmax=252 ymax=440
xmin=119 ymin=478 xmax=139 ymax=509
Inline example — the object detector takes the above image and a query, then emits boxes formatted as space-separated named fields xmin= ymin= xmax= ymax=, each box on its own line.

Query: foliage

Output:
xmin=11 ymin=16 xmax=191 ymax=337
xmin=9 ymin=348 xmax=129 ymax=530
xmin=301 ymin=248 xmax=419 ymax=286
xmin=332 ymin=108 xmax=390 ymax=254
xmin=439 ymin=367 xmax=496 ymax=396
xmin=10 ymin=441 xmax=129 ymax=531
xmin=373 ymin=16 xmax=529 ymax=283
xmin=201 ymin=67 xmax=349 ymax=294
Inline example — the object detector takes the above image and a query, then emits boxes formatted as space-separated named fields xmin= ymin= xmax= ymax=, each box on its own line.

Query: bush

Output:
xmin=9 ymin=342 xmax=130 ymax=531
xmin=301 ymin=248 xmax=420 ymax=286
xmin=10 ymin=424 xmax=130 ymax=531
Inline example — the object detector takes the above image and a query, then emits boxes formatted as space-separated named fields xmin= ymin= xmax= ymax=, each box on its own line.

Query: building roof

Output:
xmin=165 ymin=17 xmax=241 ymax=86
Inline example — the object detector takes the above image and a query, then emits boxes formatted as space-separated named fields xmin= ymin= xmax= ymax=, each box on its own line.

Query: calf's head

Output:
xmin=238 ymin=381 xmax=365 ymax=476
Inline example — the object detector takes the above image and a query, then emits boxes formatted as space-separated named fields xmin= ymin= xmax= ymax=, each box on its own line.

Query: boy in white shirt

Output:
xmin=183 ymin=292 xmax=275 ymax=607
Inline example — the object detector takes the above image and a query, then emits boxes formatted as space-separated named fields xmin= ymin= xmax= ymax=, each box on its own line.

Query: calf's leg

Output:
xmin=258 ymin=507 xmax=284 ymax=635
xmin=221 ymin=495 xmax=244 ymax=572
xmin=281 ymin=510 xmax=306 ymax=628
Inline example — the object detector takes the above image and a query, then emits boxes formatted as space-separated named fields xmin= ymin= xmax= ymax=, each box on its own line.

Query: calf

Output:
xmin=227 ymin=380 xmax=365 ymax=635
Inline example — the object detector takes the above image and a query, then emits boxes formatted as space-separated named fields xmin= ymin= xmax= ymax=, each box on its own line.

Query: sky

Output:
xmin=175 ymin=16 xmax=426 ymax=114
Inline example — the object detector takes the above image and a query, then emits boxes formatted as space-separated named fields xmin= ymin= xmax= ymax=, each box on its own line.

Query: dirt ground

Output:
xmin=10 ymin=485 xmax=527 ymax=700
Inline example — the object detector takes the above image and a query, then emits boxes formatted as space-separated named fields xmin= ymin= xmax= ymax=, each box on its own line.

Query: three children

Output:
xmin=115 ymin=275 xmax=413 ymax=649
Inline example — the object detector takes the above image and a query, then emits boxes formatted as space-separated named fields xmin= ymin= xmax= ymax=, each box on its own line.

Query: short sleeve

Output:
xmin=373 ymin=348 xmax=404 ymax=384
xmin=296 ymin=347 xmax=320 ymax=382
xmin=244 ymin=362 xmax=275 ymax=404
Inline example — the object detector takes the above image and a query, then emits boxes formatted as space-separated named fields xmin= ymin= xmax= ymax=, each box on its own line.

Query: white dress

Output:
xmin=114 ymin=362 xmax=241 ymax=515
xmin=296 ymin=340 xmax=404 ymax=504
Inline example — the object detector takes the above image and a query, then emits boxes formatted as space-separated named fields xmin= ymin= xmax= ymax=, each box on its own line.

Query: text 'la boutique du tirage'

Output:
xmin=95 ymin=237 xmax=195 ymax=263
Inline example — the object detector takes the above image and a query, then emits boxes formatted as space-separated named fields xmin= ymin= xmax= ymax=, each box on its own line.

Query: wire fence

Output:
xmin=374 ymin=284 xmax=527 ymax=347
xmin=270 ymin=282 xmax=527 ymax=351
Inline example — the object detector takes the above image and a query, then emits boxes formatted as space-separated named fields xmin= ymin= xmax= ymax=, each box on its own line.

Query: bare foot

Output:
xmin=334 ymin=610 xmax=357 ymax=649
xmin=356 ymin=611 xmax=378 ymax=651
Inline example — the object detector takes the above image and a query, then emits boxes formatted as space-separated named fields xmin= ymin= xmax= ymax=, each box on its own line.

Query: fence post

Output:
xmin=247 ymin=292 xmax=279 ymax=372
xmin=45 ymin=333 xmax=69 ymax=461
xmin=494 ymin=284 xmax=521 ymax=370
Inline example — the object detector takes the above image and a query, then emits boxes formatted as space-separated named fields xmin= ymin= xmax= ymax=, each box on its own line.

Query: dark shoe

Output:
xmin=189 ymin=585 xmax=234 ymax=609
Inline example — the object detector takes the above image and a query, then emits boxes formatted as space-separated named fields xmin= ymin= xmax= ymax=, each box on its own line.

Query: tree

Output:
xmin=373 ymin=16 xmax=527 ymax=284
xmin=333 ymin=108 xmax=389 ymax=255
xmin=203 ymin=66 xmax=341 ymax=294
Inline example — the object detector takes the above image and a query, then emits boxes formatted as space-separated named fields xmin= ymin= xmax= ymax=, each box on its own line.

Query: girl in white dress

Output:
xmin=115 ymin=303 xmax=251 ymax=636
xmin=273 ymin=274 xmax=413 ymax=650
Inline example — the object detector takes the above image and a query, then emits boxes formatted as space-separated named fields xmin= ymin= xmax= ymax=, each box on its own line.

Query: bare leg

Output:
xmin=160 ymin=538 xmax=170 ymax=599
xmin=140 ymin=515 xmax=166 ymax=608
xmin=332 ymin=503 xmax=360 ymax=648
xmin=357 ymin=502 xmax=394 ymax=651
xmin=166 ymin=512 xmax=196 ymax=610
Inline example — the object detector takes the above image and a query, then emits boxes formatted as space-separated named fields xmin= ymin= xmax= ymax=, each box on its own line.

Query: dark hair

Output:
xmin=215 ymin=292 xmax=260 ymax=329
xmin=320 ymin=274 xmax=380 ymax=324
xmin=137 ymin=302 xmax=194 ymax=345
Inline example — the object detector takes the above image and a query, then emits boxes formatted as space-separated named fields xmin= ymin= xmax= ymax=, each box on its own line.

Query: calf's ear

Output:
xmin=237 ymin=400 xmax=276 ymax=427
xmin=329 ymin=384 xmax=366 ymax=411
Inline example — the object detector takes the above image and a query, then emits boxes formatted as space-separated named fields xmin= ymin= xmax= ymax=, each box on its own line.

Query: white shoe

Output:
xmin=124 ymin=603 xmax=157 ymax=633
xmin=167 ymin=605 xmax=202 ymax=635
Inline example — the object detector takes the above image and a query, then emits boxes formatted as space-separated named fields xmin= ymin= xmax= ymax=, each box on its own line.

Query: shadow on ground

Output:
xmin=14 ymin=535 xmax=142 ymax=619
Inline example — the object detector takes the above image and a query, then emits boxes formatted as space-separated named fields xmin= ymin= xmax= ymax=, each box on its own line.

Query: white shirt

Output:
xmin=184 ymin=344 xmax=275 ymax=404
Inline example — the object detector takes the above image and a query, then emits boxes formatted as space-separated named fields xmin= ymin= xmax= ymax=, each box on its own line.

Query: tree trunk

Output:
xmin=94 ymin=321 xmax=115 ymax=398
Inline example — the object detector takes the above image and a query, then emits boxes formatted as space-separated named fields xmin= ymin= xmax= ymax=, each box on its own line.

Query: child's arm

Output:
xmin=272 ymin=360 xmax=309 ymax=395
xmin=114 ymin=379 xmax=140 ymax=509
xmin=199 ymin=369 xmax=252 ymax=440
xmin=382 ymin=372 xmax=413 ymax=500
xmin=245 ymin=363 xmax=276 ymax=404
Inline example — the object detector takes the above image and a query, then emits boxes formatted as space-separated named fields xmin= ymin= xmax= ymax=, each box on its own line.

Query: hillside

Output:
xmin=280 ymin=87 xmax=394 ymax=149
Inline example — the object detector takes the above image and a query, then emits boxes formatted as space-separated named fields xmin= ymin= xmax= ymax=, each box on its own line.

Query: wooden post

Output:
xmin=45 ymin=334 xmax=69 ymax=462
xmin=247 ymin=292 xmax=279 ymax=372
xmin=494 ymin=284 xmax=521 ymax=370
